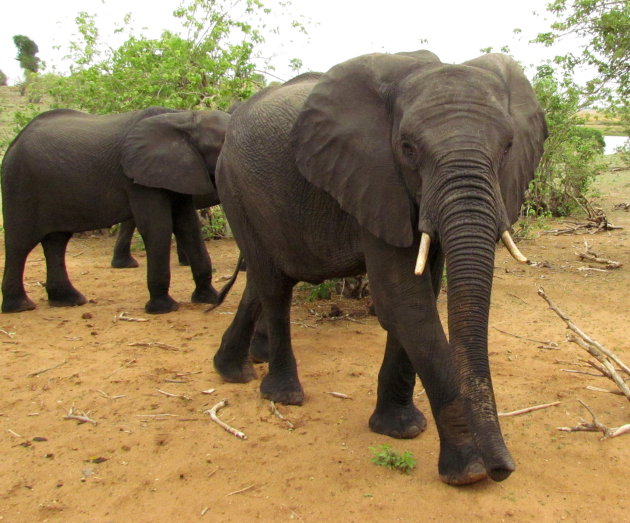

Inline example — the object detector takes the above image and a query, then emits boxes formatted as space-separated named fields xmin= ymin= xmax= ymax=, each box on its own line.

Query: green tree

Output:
xmin=13 ymin=35 xmax=41 ymax=74
xmin=525 ymin=64 xmax=605 ymax=217
xmin=48 ymin=0 xmax=306 ymax=113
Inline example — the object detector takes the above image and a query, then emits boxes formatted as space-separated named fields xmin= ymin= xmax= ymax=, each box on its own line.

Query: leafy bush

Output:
xmin=525 ymin=65 xmax=606 ymax=217
xmin=0 ymin=70 xmax=7 ymax=86
xmin=370 ymin=444 xmax=416 ymax=474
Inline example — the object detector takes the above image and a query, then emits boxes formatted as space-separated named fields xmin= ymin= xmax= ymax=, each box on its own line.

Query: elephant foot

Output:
xmin=191 ymin=286 xmax=220 ymax=304
xmin=249 ymin=332 xmax=270 ymax=363
xmin=145 ymin=295 xmax=179 ymax=314
xmin=111 ymin=256 xmax=139 ymax=269
xmin=213 ymin=352 xmax=257 ymax=383
xmin=47 ymin=287 xmax=88 ymax=308
xmin=2 ymin=295 xmax=36 ymax=313
xmin=369 ymin=402 xmax=427 ymax=439
xmin=438 ymin=443 xmax=488 ymax=486
xmin=260 ymin=373 xmax=304 ymax=405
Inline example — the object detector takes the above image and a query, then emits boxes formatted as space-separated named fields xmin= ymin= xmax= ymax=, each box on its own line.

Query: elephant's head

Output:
xmin=121 ymin=110 xmax=230 ymax=197
xmin=294 ymin=51 xmax=547 ymax=481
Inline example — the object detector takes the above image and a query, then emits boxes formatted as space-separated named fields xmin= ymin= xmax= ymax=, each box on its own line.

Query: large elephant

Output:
xmin=2 ymin=107 xmax=232 ymax=314
xmin=212 ymin=51 xmax=547 ymax=485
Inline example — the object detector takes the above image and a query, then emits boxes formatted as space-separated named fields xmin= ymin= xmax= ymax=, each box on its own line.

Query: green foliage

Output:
xmin=199 ymin=206 xmax=229 ymax=239
xmin=0 ymin=70 xmax=7 ymax=86
xmin=525 ymin=64 xmax=605 ymax=217
xmin=13 ymin=35 xmax=41 ymax=74
xmin=45 ymin=0 xmax=305 ymax=113
xmin=301 ymin=280 xmax=338 ymax=302
xmin=370 ymin=444 xmax=416 ymax=474
xmin=535 ymin=0 xmax=630 ymax=164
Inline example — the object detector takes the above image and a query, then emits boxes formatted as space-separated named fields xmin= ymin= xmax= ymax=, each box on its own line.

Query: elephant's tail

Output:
xmin=205 ymin=252 xmax=244 ymax=312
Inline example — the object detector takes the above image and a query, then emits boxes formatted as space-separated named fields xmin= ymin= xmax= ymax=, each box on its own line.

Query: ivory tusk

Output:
xmin=414 ymin=233 xmax=431 ymax=275
xmin=501 ymin=230 xmax=529 ymax=264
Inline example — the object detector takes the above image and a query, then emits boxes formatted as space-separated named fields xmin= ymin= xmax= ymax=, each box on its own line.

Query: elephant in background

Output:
xmin=213 ymin=51 xmax=546 ymax=485
xmin=111 ymin=192 xmax=220 ymax=269
xmin=2 ymin=107 xmax=234 ymax=314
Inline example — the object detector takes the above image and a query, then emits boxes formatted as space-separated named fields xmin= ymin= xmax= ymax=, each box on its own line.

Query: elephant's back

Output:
xmin=219 ymin=78 xmax=364 ymax=282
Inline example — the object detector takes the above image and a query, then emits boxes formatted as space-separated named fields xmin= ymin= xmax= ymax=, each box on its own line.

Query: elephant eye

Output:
xmin=401 ymin=140 xmax=416 ymax=160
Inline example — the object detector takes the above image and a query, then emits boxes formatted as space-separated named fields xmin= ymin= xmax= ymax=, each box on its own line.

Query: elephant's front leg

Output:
xmin=129 ymin=187 xmax=178 ymax=314
xmin=171 ymin=197 xmax=219 ymax=305
xmin=363 ymin=232 xmax=486 ymax=485
xmin=41 ymin=232 xmax=87 ymax=307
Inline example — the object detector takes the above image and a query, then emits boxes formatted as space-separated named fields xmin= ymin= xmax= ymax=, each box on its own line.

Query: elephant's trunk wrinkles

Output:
xmin=437 ymin=173 xmax=515 ymax=481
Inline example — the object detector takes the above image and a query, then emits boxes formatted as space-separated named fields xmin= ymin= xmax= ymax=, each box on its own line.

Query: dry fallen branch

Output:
xmin=613 ymin=202 xmax=630 ymax=211
xmin=7 ymin=429 xmax=23 ymax=438
xmin=227 ymin=484 xmax=256 ymax=496
xmin=270 ymin=401 xmax=294 ymax=429
xmin=325 ymin=391 xmax=352 ymax=399
xmin=492 ymin=327 xmax=559 ymax=349
xmin=498 ymin=401 xmax=561 ymax=417
xmin=157 ymin=389 xmax=192 ymax=401
xmin=0 ymin=329 xmax=15 ymax=338
xmin=557 ymin=400 xmax=630 ymax=439
xmin=28 ymin=360 xmax=67 ymax=378
xmin=205 ymin=400 xmax=247 ymax=440
xmin=538 ymin=287 xmax=630 ymax=401
xmin=128 ymin=341 xmax=180 ymax=351
xmin=63 ymin=406 xmax=97 ymax=425
xmin=576 ymin=241 xmax=622 ymax=269
xmin=586 ymin=385 xmax=624 ymax=396
xmin=116 ymin=312 xmax=148 ymax=322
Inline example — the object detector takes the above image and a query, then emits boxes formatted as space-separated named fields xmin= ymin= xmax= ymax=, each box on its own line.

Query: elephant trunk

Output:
xmin=432 ymin=169 xmax=515 ymax=481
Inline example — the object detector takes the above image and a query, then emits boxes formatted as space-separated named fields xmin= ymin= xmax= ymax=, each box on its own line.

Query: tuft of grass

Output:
xmin=369 ymin=444 xmax=416 ymax=474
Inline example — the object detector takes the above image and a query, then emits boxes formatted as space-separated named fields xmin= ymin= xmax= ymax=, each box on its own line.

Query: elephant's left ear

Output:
xmin=465 ymin=54 xmax=548 ymax=224
xmin=122 ymin=111 xmax=223 ymax=195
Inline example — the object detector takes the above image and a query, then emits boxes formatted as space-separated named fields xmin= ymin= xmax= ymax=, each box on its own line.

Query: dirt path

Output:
xmin=1 ymin=168 xmax=629 ymax=521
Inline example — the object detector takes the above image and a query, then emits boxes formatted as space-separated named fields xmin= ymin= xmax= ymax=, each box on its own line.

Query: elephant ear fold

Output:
xmin=465 ymin=54 xmax=548 ymax=224
xmin=294 ymin=51 xmax=441 ymax=248
xmin=122 ymin=111 xmax=212 ymax=195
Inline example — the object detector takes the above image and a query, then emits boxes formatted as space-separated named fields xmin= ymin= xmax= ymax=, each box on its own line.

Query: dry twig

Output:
xmin=116 ymin=312 xmax=148 ymax=322
xmin=227 ymin=484 xmax=256 ymax=496
xmin=157 ymin=389 xmax=192 ymax=401
xmin=270 ymin=401 xmax=295 ymax=429
xmin=498 ymin=401 xmax=561 ymax=417
xmin=538 ymin=287 xmax=630 ymax=401
xmin=63 ymin=406 xmax=97 ymax=425
xmin=128 ymin=341 xmax=179 ymax=351
xmin=28 ymin=360 xmax=67 ymax=378
xmin=205 ymin=399 xmax=247 ymax=440
xmin=557 ymin=400 xmax=630 ymax=439
xmin=576 ymin=241 xmax=622 ymax=269
xmin=493 ymin=327 xmax=559 ymax=349
xmin=325 ymin=391 xmax=352 ymax=399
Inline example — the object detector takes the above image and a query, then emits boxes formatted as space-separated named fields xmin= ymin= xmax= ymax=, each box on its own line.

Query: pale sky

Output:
xmin=1 ymin=0 xmax=561 ymax=85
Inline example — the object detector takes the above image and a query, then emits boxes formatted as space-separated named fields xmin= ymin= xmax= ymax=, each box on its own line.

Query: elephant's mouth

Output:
xmin=414 ymin=229 xmax=529 ymax=276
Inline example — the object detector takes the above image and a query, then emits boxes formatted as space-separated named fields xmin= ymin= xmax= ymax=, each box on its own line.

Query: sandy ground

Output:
xmin=0 ymin=167 xmax=629 ymax=522
xmin=2 ymin=87 xmax=630 ymax=522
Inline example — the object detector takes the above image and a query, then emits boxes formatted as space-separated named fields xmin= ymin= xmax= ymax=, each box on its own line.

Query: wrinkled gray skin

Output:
xmin=213 ymin=51 xmax=547 ymax=485
xmin=111 ymin=192 xmax=219 ymax=269
xmin=1 ymin=107 xmax=230 ymax=314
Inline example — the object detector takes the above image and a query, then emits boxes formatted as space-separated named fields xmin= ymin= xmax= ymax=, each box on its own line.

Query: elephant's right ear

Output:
xmin=121 ymin=111 xmax=212 ymax=195
xmin=294 ymin=51 xmax=441 ymax=248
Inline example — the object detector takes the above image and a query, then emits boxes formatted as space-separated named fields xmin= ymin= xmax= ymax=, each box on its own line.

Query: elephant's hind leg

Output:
xmin=214 ymin=282 xmax=261 ymax=383
xmin=2 ymin=239 xmax=38 ymax=313
xmin=111 ymin=219 xmax=139 ymax=268
xmin=171 ymin=199 xmax=219 ymax=304
xmin=41 ymin=232 xmax=87 ymax=307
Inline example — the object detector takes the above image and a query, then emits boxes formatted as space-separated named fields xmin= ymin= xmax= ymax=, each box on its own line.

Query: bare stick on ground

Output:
xmin=157 ymin=389 xmax=192 ymax=401
xmin=63 ymin=406 xmax=97 ymax=425
xmin=558 ymin=400 xmax=630 ymax=439
xmin=128 ymin=341 xmax=180 ymax=352
xmin=270 ymin=401 xmax=295 ymax=429
xmin=576 ymin=241 xmax=622 ymax=269
xmin=493 ymin=327 xmax=559 ymax=349
xmin=538 ymin=287 xmax=630 ymax=401
xmin=116 ymin=312 xmax=148 ymax=322
xmin=205 ymin=399 xmax=247 ymax=440
xmin=325 ymin=391 xmax=352 ymax=399
xmin=28 ymin=360 xmax=67 ymax=378
xmin=498 ymin=401 xmax=561 ymax=417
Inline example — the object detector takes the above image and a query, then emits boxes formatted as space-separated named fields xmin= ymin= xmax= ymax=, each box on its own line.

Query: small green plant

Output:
xmin=199 ymin=207 xmax=229 ymax=240
xmin=369 ymin=444 xmax=416 ymax=474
